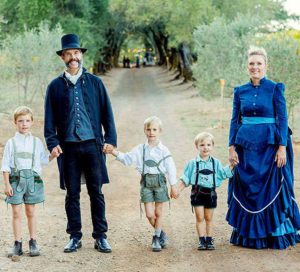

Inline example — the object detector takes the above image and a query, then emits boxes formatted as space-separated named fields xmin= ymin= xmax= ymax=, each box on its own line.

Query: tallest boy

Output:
xmin=44 ymin=34 xmax=117 ymax=253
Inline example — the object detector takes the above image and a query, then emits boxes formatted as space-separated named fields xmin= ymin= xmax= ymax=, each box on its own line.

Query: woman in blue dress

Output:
xmin=227 ymin=46 xmax=300 ymax=249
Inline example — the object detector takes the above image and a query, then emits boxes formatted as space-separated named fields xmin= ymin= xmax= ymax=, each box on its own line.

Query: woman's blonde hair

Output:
xmin=247 ymin=46 xmax=268 ymax=64
xmin=144 ymin=116 xmax=163 ymax=129
xmin=13 ymin=106 xmax=34 ymax=122
xmin=194 ymin=132 xmax=214 ymax=146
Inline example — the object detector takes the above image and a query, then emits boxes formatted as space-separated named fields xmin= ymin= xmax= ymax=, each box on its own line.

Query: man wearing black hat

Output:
xmin=44 ymin=34 xmax=117 ymax=253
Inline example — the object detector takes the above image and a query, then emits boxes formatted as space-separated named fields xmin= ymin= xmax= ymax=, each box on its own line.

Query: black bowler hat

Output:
xmin=56 ymin=34 xmax=87 ymax=56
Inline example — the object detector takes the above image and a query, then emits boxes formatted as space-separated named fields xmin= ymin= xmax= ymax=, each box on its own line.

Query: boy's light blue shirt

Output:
xmin=180 ymin=155 xmax=233 ymax=188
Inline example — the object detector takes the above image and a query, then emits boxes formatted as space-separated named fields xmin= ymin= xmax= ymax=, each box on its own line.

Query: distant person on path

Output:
xmin=136 ymin=55 xmax=140 ymax=68
xmin=227 ymin=46 xmax=300 ymax=249
xmin=177 ymin=132 xmax=233 ymax=250
xmin=107 ymin=116 xmax=178 ymax=252
xmin=44 ymin=34 xmax=117 ymax=253
xmin=2 ymin=106 xmax=55 ymax=258
xmin=123 ymin=56 xmax=126 ymax=68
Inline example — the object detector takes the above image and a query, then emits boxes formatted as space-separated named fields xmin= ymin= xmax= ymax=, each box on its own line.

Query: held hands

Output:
xmin=170 ymin=185 xmax=179 ymax=199
xmin=102 ymin=144 xmax=114 ymax=155
xmin=51 ymin=145 xmax=63 ymax=158
xmin=275 ymin=145 xmax=286 ymax=168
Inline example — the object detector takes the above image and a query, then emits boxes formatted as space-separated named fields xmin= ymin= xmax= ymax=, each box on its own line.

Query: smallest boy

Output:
xmin=178 ymin=132 xmax=233 ymax=250
xmin=1 ymin=106 xmax=56 ymax=257
xmin=108 ymin=116 xmax=178 ymax=252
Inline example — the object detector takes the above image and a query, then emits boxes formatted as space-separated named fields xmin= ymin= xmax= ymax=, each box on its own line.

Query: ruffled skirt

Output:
xmin=226 ymin=134 xmax=300 ymax=249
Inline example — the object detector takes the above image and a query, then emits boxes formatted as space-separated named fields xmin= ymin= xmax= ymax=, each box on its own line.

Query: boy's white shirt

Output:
xmin=116 ymin=141 xmax=177 ymax=186
xmin=1 ymin=132 xmax=50 ymax=175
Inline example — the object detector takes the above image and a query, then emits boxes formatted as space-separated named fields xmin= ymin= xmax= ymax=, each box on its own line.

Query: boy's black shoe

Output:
xmin=151 ymin=235 xmax=162 ymax=252
xmin=206 ymin=237 xmax=215 ymax=250
xmin=8 ymin=241 xmax=23 ymax=257
xmin=29 ymin=239 xmax=40 ymax=257
xmin=198 ymin=237 xmax=206 ymax=250
xmin=159 ymin=230 xmax=168 ymax=248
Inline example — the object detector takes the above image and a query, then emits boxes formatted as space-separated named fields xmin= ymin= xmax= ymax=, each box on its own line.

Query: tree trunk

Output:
xmin=178 ymin=42 xmax=193 ymax=82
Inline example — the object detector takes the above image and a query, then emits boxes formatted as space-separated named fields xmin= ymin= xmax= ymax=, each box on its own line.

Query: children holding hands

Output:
xmin=107 ymin=116 xmax=178 ymax=252
xmin=177 ymin=132 xmax=234 ymax=250
xmin=2 ymin=106 xmax=56 ymax=258
xmin=2 ymin=109 xmax=233 ymax=255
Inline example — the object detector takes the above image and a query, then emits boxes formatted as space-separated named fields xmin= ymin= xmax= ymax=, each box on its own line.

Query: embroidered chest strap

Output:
xmin=142 ymin=144 xmax=172 ymax=175
xmin=12 ymin=137 xmax=37 ymax=171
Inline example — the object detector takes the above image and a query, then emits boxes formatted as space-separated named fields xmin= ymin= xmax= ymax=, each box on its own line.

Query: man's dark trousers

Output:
xmin=63 ymin=140 xmax=107 ymax=240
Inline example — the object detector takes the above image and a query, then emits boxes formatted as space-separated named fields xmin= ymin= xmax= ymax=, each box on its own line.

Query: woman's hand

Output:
xmin=229 ymin=145 xmax=239 ymax=166
xmin=275 ymin=145 xmax=286 ymax=168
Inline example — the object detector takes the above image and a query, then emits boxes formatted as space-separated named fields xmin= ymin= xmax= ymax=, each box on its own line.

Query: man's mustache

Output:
xmin=66 ymin=59 xmax=82 ymax=66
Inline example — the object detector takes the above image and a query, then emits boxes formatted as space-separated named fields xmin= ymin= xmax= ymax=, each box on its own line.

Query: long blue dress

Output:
xmin=227 ymin=77 xmax=300 ymax=249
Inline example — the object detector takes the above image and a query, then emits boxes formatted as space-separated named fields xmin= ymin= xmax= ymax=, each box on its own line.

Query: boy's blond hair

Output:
xmin=194 ymin=132 xmax=214 ymax=146
xmin=13 ymin=106 xmax=34 ymax=122
xmin=144 ymin=116 xmax=163 ymax=130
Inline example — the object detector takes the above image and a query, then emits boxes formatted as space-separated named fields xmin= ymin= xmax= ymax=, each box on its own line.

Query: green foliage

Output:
xmin=0 ymin=0 xmax=110 ymax=65
xmin=192 ymin=14 xmax=261 ymax=98
xmin=0 ymin=0 xmax=54 ymax=34
xmin=259 ymin=33 xmax=300 ymax=116
xmin=0 ymin=23 xmax=63 ymax=107
xmin=211 ymin=0 xmax=288 ymax=21
xmin=17 ymin=0 xmax=54 ymax=29
xmin=166 ymin=0 xmax=217 ymax=46
xmin=192 ymin=13 xmax=300 ymax=117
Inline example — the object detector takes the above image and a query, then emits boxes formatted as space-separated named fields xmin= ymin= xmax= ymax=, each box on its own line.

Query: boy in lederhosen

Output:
xmin=109 ymin=116 xmax=178 ymax=252
xmin=178 ymin=132 xmax=234 ymax=250
xmin=1 ymin=106 xmax=56 ymax=258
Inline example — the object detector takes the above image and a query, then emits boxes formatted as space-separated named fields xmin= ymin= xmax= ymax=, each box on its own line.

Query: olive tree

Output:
xmin=192 ymin=14 xmax=260 ymax=98
xmin=0 ymin=23 xmax=63 ymax=108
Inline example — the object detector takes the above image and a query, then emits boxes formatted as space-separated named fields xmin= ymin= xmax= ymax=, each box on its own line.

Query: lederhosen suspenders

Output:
xmin=11 ymin=137 xmax=36 ymax=174
xmin=9 ymin=137 xmax=41 ymax=196
xmin=141 ymin=144 xmax=172 ymax=182
xmin=195 ymin=157 xmax=216 ymax=190
xmin=192 ymin=157 xmax=216 ymax=212
xmin=139 ymin=144 xmax=172 ymax=217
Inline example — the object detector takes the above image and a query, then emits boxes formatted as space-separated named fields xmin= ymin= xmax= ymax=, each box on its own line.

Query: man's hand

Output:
xmin=51 ymin=145 xmax=63 ymax=158
xmin=102 ymin=144 xmax=114 ymax=154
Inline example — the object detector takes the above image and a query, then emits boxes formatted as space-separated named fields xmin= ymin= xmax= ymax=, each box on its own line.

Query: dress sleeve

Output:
xmin=229 ymin=87 xmax=240 ymax=146
xmin=44 ymin=83 xmax=60 ymax=151
xmin=274 ymin=83 xmax=288 ymax=146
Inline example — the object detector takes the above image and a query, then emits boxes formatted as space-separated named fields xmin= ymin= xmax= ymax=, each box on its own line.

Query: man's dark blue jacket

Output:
xmin=44 ymin=68 xmax=117 ymax=189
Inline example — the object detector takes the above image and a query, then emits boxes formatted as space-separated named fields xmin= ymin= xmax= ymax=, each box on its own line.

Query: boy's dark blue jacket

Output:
xmin=44 ymin=68 xmax=117 ymax=189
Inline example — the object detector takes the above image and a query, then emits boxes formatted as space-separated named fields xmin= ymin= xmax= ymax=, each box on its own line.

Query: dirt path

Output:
xmin=1 ymin=67 xmax=300 ymax=272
